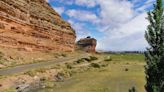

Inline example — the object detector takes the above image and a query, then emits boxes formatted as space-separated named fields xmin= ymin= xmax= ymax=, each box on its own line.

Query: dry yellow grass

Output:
xmin=37 ymin=53 xmax=146 ymax=92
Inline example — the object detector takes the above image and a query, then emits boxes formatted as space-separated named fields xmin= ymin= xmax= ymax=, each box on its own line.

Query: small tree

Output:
xmin=145 ymin=0 xmax=164 ymax=92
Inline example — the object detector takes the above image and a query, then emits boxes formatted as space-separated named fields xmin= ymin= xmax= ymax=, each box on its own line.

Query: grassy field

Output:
xmin=37 ymin=53 xmax=146 ymax=92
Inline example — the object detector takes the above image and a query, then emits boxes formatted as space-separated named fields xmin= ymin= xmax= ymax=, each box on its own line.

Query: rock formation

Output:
xmin=76 ymin=36 xmax=97 ymax=53
xmin=0 ymin=0 xmax=76 ymax=52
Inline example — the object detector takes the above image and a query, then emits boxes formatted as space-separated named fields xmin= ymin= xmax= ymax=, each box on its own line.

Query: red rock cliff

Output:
xmin=76 ymin=37 xmax=97 ymax=53
xmin=0 ymin=0 xmax=76 ymax=52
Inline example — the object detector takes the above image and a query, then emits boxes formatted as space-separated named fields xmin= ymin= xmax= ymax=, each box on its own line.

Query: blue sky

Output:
xmin=47 ymin=0 xmax=156 ymax=51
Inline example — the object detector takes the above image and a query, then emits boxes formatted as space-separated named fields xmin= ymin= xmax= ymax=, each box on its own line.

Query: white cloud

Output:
xmin=66 ymin=9 xmax=99 ymax=23
xmin=66 ymin=0 xmax=135 ymax=27
xmin=96 ymin=13 xmax=149 ymax=51
xmin=48 ymin=0 xmax=154 ymax=51
xmin=53 ymin=7 xmax=65 ymax=15
xmin=74 ymin=24 xmax=91 ymax=41
xmin=75 ymin=0 xmax=97 ymax=7
xmin=68 ymin=20 xmax=91 ymax=41
xmin=97 ymin=0 xmax=134 ymax=26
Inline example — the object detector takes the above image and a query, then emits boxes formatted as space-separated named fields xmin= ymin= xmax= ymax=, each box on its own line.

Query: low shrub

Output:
xmin=66 ymin=64 xmax=73 ymax=69
xmin=24 ymin=70 xmax=36 ymax=77
xmin=89 ymin=56 xmax=98 ymax=61
xmin=129 ymin=87 xmax=137 ymax=92
xmin=101 ymin=63 xmax=109 ymax=67
xmin=0 ymin=52 xmax=4 ymax=59
xmin=82 ymin=58 xmax=91 ymax=62
xmin=75 ymin=56 xmax=98 ymax=64
xmin=40 ymin=76 xmax=48 ymax=81
xmin=90 ymin=63 xmax=101 ymax=68
xmin=36 ymin=68 xmax=46 ymax=73
xmin=125 ymin=68 xmax=129 ymax=71
xmin=61 ymin=53 xmax=67 ymax=57
xmin=75 ymin=59 xmax=85 ymax=64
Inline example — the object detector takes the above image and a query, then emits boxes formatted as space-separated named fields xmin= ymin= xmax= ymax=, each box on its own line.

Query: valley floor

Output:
xmin=36 ymin=53 xmax=146 ymax=92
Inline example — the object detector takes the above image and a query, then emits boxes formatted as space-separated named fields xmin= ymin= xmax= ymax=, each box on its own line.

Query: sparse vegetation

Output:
xmin=129 ymin=87 xmax=137 ymax=92
xmin=90 ymin=63 xmax=101 ymax=68
xmin=66 ymin=63 xmax=73 ymax=69
xmin=125 ymin=68 xmax=129 ymax=71
xmin=2 ymin=88 xmax=17 ymax=92
xmin=36 ymin=68 xmax=47 ymax=73
xmin=24 ymin=70 xmax=37 ymax=77
xmin=24 ymin=67 xmax=48 ymax=77
xmin=0 ymin=53 xmax=145 ymax=92
xmin=0 ymin=52 xmax=4 ymax=59
xmin=74 ymin=56 xmax=98 ymax=64
xmin=40 ymin=76 xmax=48 ymax=82
xmin=74 ymin=58 xmax=85 ymax=64
xmin=37 ymin=54 xmax=145 ymax=92
xmin=61 ymin=53 xmax=67 ymax=57
xmin=43 ymin=81 xmax=56 ymax=88
xmin=89 ymin=56 xmax=98 ymax=61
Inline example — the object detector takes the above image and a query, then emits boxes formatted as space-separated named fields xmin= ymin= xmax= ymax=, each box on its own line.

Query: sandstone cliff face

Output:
xmin=76 ymin=37 xmax=97 ymax=53
xmin=0 ymin=0 xmax=76 ymax=52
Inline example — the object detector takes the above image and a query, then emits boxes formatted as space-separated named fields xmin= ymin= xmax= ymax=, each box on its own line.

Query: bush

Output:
xmin=101 ymin=63 xmax=109 ymax=67
xmin=74 ymin=56 xmax=98 ymax=64
xmin=36 ymin=68 xmax=46 ymax=73
xmin=82 ymin=58 xmax=91 ymax=62
xmin=0 ymin=52 xmax=4 ymax=59
xmin=125 ymin=68 xmax=129 ymax=71
xmin=129 ymin=87 xmax=137 ymax=92
xmin=66 ymin=64 xmax=73 ymax=69
xmin=40 ymin=76 xmax=48 ymax=81
xmin=24 ymin=70 xmax=36 ymax=77
xmin=75 ymin=59 xmax=85 ymax=64
xmin=61 ymin=53 xmax=67 ymax=57
xmin=89 ymin=56 xmax=98 ymax=61
xmin=90 ymin=63 xmax=100 ymax=68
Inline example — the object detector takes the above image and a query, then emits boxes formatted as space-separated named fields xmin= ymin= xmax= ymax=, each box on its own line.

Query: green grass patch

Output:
xmin=36 ymin=53 xmax=145 ymax=92
xmin=104 ymin=56 xmax=112 ymax=61
xmin=109 ymin=53 xmax=145 ymax=62
xmin=2 ymin=88 xmax=17 ymax=92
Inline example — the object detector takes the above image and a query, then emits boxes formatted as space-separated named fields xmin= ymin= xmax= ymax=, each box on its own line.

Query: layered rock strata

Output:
xmin=0 ymin=0 xmax=76 ymax=52
xmin=76 ymin=37 xmax=97 ymax=53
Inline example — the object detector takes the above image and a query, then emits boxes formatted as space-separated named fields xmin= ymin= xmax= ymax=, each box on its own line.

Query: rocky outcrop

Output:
xmin=0 ymin=0 xmax=76 ymax=52
xmin=76 ymin=36 xmax=97 ymax=53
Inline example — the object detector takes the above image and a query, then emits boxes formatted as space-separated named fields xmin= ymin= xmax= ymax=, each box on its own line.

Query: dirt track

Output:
xmin=0 ymin=54 xmax=89 ymax=75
